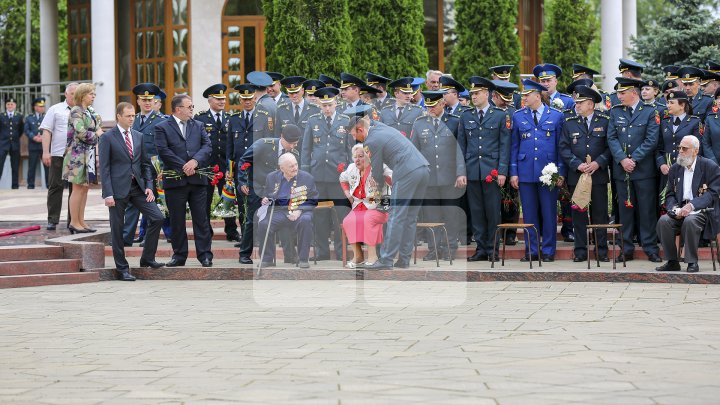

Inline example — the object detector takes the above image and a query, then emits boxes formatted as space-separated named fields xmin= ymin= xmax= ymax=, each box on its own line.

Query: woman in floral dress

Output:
xmin=62 ymin=83 xmax=103 ymax=233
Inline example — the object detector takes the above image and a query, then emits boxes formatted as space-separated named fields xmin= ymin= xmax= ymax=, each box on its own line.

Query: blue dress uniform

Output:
xmin=678 ymin=66 xmax=714 ymax=122
xmin=606 ymin=77 xmax=661 ymax=260
xmin=559 ymin=87 xmax=612 ymax=260
xmin=23 ymin=98 xmax=46 ymax=188
xmin=0 ymin=99 xmax=24 ymax=189
xmin=194 ymin=83 xmax=237 ymax=241
xmin=701 ymin=101 xmax=720 ymax=164
xmin=510 ymin=80 xmax=566 ymax=260
xmin=411 ymin=91 xmax=466 ymax=259
xmin=380 ymin=77 xmax=426 ymax=137
xmin=122 ymin=83 xmax=169 ymax=246
xmin=533 ymin=63 xmax=576 ymax=112
xmin=300 ymin=87 xmax=353 ymax=259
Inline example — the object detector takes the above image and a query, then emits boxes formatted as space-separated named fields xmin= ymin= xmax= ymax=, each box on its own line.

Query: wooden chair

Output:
xmin=586 ymin=223 xmax=625 ymax=270
xmin=414 ymin=223 xmax=452 ymax=267
xmin=491 ymin=223 xmax=541 ymax=269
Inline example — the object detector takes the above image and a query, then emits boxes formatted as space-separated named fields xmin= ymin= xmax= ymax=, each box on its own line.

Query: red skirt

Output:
xmin=342 ymin=207 xmax=388 ymax=245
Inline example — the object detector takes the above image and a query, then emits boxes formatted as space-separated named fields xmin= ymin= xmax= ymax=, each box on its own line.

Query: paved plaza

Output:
xmin=2 ymin=280 xmax=720 ymax=404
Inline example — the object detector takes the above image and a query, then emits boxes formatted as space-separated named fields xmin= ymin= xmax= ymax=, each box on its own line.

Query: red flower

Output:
xmin=490 ymin=169 xmax=499 ymax=177
xmin=215 ymin=172 xmax=224 ymax=180
xmin=210 ymin=178 xmax=219 ymax=186
xmin=485 ymin=175 xmax=493 ymax=183
xmin=212 ymin=164 xmax=220 ymax=173
xmin=400 ymin=131 xmax=407 ymax=137
xmin=337 ymin=162 xmax=346 ymax=173
xmin=624 ymin=200 xmax=634 ymax=208
xmin=240 ymin=162 xmax=251 ymax=171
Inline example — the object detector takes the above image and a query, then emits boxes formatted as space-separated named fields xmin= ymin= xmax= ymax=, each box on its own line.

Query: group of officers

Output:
xmin=104 ymin=57 xmax=720 ymax=273
xmin=0 ymin=96 xmax=49 ymax=189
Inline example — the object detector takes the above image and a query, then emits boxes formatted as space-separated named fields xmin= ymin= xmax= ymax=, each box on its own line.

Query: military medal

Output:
xmin=605 ymin=95 xmax=611 ymax=109
xmin=505 ymin=115 xmax=511 ymax=129
xmin=655 ymin=110 xmax=660 ymax=125
xmin=700 ymin=123 xmax=705 ymax=137
xmin=268 ymin=117 xmax=274 ymax=131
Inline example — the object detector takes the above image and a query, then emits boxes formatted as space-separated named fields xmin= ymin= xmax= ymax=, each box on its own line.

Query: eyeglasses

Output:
xmin=180 ymin=104 xmax=194 ymax=109
xmin=677 ymin=146 xmax=692 ymax=152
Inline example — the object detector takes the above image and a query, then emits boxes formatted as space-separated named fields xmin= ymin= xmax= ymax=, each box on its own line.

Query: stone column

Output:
xmin=39 ymin=0 xmax=59 ymax=103
xmin=90 ymin=0 xmax=116 ymax=124
xmin=190 ymin=0 xmax=224 ymax=112
xmin=622 ymin=0 xmax=637 ymax=58
xmin=601 ymin=0 xmax=624 ymax=92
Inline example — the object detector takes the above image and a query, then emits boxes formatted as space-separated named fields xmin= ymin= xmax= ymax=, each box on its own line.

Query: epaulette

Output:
xmin=196 ymin=110 xmax=208 ymax=116
xmin=308 ymin=113 xmax=322 ymax=119
xmin=490 ymin=106 xmax=505 ymax=113
xmin=278 ymin=103 xmax=291 ymax=111
xmin=227 ymin=110 xmax=237 ymax=116
xmin=564 ymin=115 xmax=576 ymax=122
xmin=449 ymin=113 xmax=460 ymax=119
xmin=689 ymin=115 xmax=701 ymax=120
xmin=562 ymin=108 xmax=573 ymax=114
xmin=596 ymin=112 xmax=610 ymax=120
xmin=610 ymin=104 xmax=625 ymax=109
xmin=256 ymin=109 xmax=269 ymax=116
xmin=548 ymin=106 xmax=562 ymax=113
xmin=263 ymin=138 xmax=277 ymax=144
xmin=380 ymin=104 xmax=394 ymax=110
xmin=337 ymin=113 xmax=350 ymax=119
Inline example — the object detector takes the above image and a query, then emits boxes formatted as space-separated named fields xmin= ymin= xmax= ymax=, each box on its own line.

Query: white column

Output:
xmin=190 ymin=0 xmax=224 ymax=112
xmin=90 ymin=0 xmax=116 ymax=124
xmin=39 ymin=0 xmax=59 ymax=103
xmin=622 ymin=0 xmax=637 ymax=58
xmin=601 ymin=0 xmax=624 ymax=92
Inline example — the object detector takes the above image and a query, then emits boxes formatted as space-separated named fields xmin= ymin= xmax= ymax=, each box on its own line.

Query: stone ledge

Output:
xmin=46 ymin=230 xmax=110 ymax=271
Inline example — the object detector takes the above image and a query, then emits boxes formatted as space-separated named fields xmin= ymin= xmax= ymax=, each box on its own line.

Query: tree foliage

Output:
xmin=539 ymin=0 xmax=597 ymax=91
xmin=264 ymin=0 xmax=352 ymax=78
xmin=631 ymin=0 xmax=720 ymax=79
xmin=447 ymin=0 xmax=520 ymax=82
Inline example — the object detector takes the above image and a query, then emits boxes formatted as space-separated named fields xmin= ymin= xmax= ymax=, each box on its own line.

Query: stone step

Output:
xmin=0 ymin=245 xmax=64 ymax=262
xmin=0 ymin=259 xmax=82 ymax=276
xmin=0 ymin=272 xmax=99 ymax=289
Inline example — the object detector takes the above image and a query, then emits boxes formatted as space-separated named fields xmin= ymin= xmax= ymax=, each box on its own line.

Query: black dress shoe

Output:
xmin=239 ymin=257 xmax=253 ymax=265
xmin=599 ymin=256 xmax=610 ymax=262
xmin=366 ymin=261 xmax=392 ymax=270
xmin=520 ymin=255 xmax=539 ymax=262
xmin=47 ymin=223 xmax=57 ymax=231
xmin=488 ymin=254 xmax=500 ymax=262
xmin=655 ymin=260 xmax=681 ymax=272
xmin=573 ymin=256 xmax=587 ymax=262
xmin=686 ymin=263 xmax=699 ymax=273
xmin=233 ymin=242 xmax=242 ymax=248
xmin=563 ymin=235 xmax=575 ymax=243
xmin=542 ymin=255 xmax=555 ymax=262
xmin=139 ymin=259 xmax=165 ymax=269
xmin=647 ymin=253 xmax=662 ymax=263
xmin=616 ymin=253 xmax=633 ymax=262
xmin=118 ymin=270 xmax=136 ymax=281
xmin=284 ymin=256 xmax=298 ymax=264
xmin=200 ymin=259 xmax=213 ymax=267
xmin=123 ymin=242 xmax=133 ymax=247
xmin=394 ymin=260 xmax=410 ymax=269
xmin=467 ymin=251 xmax=488 ymax=262
xmin=165 ymin=258 xmax=186 ymax=267
xmin=133 ymin=237 xmax=144 ymax=244
xmin=423 ymin=251 xmax=439 ymax=261
xmin=27 ymin=185 xmax=34 ymax=189
xmin=504 ymin=238 xmax=517 ymax=246
xmin=226 ymin=234 xmax=241 ymax=242
xmin=309 ymin=255 xmax=331 ymax=261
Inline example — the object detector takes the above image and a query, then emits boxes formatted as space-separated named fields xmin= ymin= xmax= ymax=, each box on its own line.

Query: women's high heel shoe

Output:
xmin=68 ymin=225 xmax=92 ymax=234
xmin=83 ymin=227 xmax=97 ymax=233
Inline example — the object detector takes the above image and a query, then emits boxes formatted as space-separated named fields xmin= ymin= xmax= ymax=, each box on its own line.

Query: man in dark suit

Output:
xmin=154 ymin=94 xmax=214 ymax=268
xmin=99 ymin=102 xmax=165 ymax=281
xmin=257 ymin=153 xmax=318 ymax=268
xmin=657 ymin=135 xmax=720 ymax=273
xmin=348 ymin=105 xmax=430 ymax=269
xmin=24 ymin=97 xmax=46 ymax=189
xmin=0 ymin=97 xmax=24 ymax=189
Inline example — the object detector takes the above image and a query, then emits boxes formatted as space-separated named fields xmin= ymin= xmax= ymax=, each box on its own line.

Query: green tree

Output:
xmin=264 ymin=0 xmax=352 ymax=77
xmin=539 ymin=0 xmax=597 ymax=91
xmin=348 ymin=0 xmax=428 ymax=78
xmin=631 ymin=0 xmax=720 ymax=78
xmin=447 ymin=0 xmax=520 ymax=83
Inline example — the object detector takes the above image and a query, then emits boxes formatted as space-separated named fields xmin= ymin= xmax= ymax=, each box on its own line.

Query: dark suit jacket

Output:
xmin=263 ymin=170 xmax=319 ymax=211
xmin=99 ymin=127 xmax=152 ymax=199
xmin=24 ymin=113 xmax=44 ymax=152
xmin=0 ymin=112 xmax=24 ymax=152
xmin=665 ymin=156 xmax=720 ymax=238
xmin=154 ymin=117 xmax=212 ymax=189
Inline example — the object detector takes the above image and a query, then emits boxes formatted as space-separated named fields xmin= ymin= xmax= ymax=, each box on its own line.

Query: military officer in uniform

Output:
xmin=0 ymin=97 xmax=23 ymax=189
xmin=237 ymin=125 xmax=302 ymax=264
xmin=458 ymin=77 xmax=512 ymax=261
xmin=509 ymin=79 xmax=566 ymax=262
xmin=339 ymin=72 xmax=366 ymax=109
xmin=608 ymin=59 xmax=646 ymax=106
xmin=194 ymin=83 xmax=238 ymax=242
xmin=701 ymin=88 xmax=720 ymax=164
xmin=300 ymin=87 xmax=353 ymax=260
xmin=24 ymin=97 xmax=46 ymax=189
xmin=303 ymin=79 xmax=325 ymax=107
xmin=380 ymin=77 xmax=425 ymax=137
xmin=410 ymin=91 xmax=466 ymax=261
xmin=607 ymin=77 xmax=661 ymax=262
xmin=275 ymin=76 xmax=320 ymax=147
xmin=703 ymin=61 xmax=720 ymax=97
xmin=266 ymin=72 xmax=289 ymax=104
xmin=490 ymin=65 xmax=522 ymax=110
xmin=559 ymin=86 xmax=611 ymax=262
xmin=153 ymin=90 xmax=167 ymax=116
xmin=440 ymin=76 xmax=471 ymax=116
xmin=247 ymin=71 xmax=278 ymax=119
xmin=366 ymin=72 xmax=394 ymax=110
xmin=663 ymin=65 xmax=682 ymax=90
xmin=678 ymin=66 xmax=714 ymax=122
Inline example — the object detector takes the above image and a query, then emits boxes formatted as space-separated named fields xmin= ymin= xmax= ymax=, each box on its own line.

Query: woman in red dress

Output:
xmin=339 ymin=143 xmax=392 ymax=268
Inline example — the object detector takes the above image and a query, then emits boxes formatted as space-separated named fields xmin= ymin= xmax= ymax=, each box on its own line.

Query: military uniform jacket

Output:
xmin=300 ymin=112 xmax=352 ymax=183
xmin=666 ymin=156 xmax=720 ymax=238
xmin=559 ymin=110 xmax=611 ymax=186
xmin=550 ymin=92 xmax=575 ymax=111
xmin=691 ymin=92 xmax=713 ymax=122
xmin=656 ymin=114 xmax=701 ymax=169
xmin=263 ymin=169 xmax=319 ymax=211
xmin=257 ymin=94 xmax=279 ymax=121
xmin=132 ymin=110 xmax=166 ymax=157
xmin=701 ymin=106 xmax=720 ymax=164
xmin=373 ymin=97 xmax=395 ymax=111
xmin=227 ymin=107 xmax=274 ymax=164
xmin=238 ymin=137 xmax=299 ymax=197
xmin=607 ymin=103 xmax=660 ymax=180
xmin=410 ymin=114 xmax=465 ymax=186
xmin=457 ymin=106 xmax=512 ymax=181
xmin=24 ymin=113 xmax=45 ymax=152
xmin=379 ymin=103 xmax=425 ymax=137
xmin=195 ymin=109 xmax=231 ymax=173
xmin=365 ymin=120 xmax=429 ymax=185
xmin=0 ymin=111 xmax=24 ymax=152
xmin=274 ymin=101 xmax=320 ymax=137
xmin=510 ymin=106 xmax=566 ymax=181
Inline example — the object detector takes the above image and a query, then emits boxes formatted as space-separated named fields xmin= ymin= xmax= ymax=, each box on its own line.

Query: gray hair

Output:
xmin=351 ymin=143 xmax=365 ymax=156
xmin=278 ymin=152 xmax=297 ymax=168
xmin=683 ymin=135 xmax=700 ymax=150
xmin=426 ymin=69 xmax=443 ymax=80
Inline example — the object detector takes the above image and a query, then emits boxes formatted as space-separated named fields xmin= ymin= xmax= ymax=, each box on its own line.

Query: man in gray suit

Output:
xmin=99 ymin=102 xmax=165 ymax=281
xmin=347 ymin=105 xmax=430 ymax=269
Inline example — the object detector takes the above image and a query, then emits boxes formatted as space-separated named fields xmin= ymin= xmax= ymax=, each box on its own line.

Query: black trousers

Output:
xmin=422 ymin=185 xmax=463 ymax=252
xmin=467 ymin=180 xmax=502 ymax=255
xmin=165 ymin=184 xmax=213 ymax=262
xmin=314 ymin=181 xmax=350 ymax=258
xmin=109 ymin=181 xmax=164 ymax=270
xmin=26 ymin=150 xmax=45 ymax=187
xmin=238 ymin=192 xmax=261 ymax=258
xmin=47 ymin=156 xmax=71 ymax=225
xmin=0 ymin=148 xmax=20 ymax=188
xmin=569 ymin=183 xmax=608 ymax=257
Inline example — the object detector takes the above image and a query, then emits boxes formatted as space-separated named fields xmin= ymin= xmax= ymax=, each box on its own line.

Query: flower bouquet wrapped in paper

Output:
xmin=213 ymin=160 xmax=238 ymax=218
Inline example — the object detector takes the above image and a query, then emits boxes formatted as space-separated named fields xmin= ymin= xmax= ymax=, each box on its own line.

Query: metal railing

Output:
xmin=0 ymin=80 xmax=97 ymax=113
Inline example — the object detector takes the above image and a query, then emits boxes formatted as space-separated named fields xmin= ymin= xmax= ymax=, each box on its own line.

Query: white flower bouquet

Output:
xmin=539 ymin=162 xmax=560 ymax=189
xmin=551 ymin=97 xmax=564 ymax=110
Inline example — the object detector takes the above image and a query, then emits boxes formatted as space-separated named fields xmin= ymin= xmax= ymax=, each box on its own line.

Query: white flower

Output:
xmin=552 ymin=98 xmax=564 ymax=109
xmin=539 ymin=174 xmax=552 ymax=185
xmin=541 ymin=163 xmax=557 ymax=176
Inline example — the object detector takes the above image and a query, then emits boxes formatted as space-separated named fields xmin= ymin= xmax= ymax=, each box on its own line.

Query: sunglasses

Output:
xmin=677 ymin=146 xmax=692 ymax=152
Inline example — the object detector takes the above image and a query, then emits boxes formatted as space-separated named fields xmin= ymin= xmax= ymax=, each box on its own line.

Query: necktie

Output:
xmin=244 ymin=112 xmax=250 ymax=129
xmin=433 ymin=118 xmax=439 ymax=130
xmin=674 ymin=117 xmax=681 ymax=126
xmin=533 ymin=110 xmax=538 ymax=125
xmin=477 ymin=109 xmax=484 ymax=122
xmin=445 ymin=106 xmax=451 ymax=114
xmin=140 ymin=115 xmax=145 ymax=126
xmin=583 ymin=117 xmax=589 ymax=130
xmin=179 ymin=121 xmax=186 ymax=139
xmin=215 ymin=112 xmax=221 ymax=125
xmin=294 ymin=105 xmax=300 ymax=122
xmin=629 ymin=107 xmax=634 ymax=117
xmin=326 ymin=116 xmax=332 ymax=128
xmin=397 ymin=107 xmax=404 ymax=120
xmin=124 ymin=130 xmax=133 ymax=158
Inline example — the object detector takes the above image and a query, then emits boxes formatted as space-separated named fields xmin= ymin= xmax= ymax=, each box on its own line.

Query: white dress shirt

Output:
xmin=682 ymin=158 xmax=697 ymax=203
